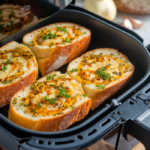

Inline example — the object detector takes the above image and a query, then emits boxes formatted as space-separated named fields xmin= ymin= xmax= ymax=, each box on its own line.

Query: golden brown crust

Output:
xmin=22 ymin=22 xmax=91 ymax=76
xmin=37 ymin=33 xmax=91 ymax=76
xmin=0 ymin=41 xmax=38 ymax=108
xmin=82 ymin=71 xmax=133 ymax=110
xmin=0 ymin=70 xmax=37 ymax=108
xmin=114 ymin=0 xmax=150 ymax=14
xmin=9 ymin=97 xmax=91 ymax=132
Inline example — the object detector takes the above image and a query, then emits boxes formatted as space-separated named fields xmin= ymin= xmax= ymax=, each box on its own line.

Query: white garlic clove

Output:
xmin=129 ymin=17 xmax=144 ymax=29
xmin=122 ymin=16 xmax=133 ymax=30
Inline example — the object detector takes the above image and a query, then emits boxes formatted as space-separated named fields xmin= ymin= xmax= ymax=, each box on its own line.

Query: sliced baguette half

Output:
xmin=22 ymin=22 xmax=91 ymax=75
xmin=0 ymin=41 xmax=38 ymax=108
xmin=8 ymin=71 xmax=91 ymax=132
xmin=67 ymin=48 xmax=135 ymax=110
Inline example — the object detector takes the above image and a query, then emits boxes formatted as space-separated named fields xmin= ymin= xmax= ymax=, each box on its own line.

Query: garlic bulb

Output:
xmin=84 ymin=0 xmax=117 ymax=20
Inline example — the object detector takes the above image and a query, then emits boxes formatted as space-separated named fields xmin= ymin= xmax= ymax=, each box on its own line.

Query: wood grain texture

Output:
xmin=83 ymin=139 xmax=115 ymax=150
xmin=131 ymin=142 xmax=145 ymax=150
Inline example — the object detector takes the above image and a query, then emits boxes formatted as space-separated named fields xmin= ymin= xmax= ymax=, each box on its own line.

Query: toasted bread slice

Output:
xmin=22 ymin=22 xmax=91 ymax=75
xmin=67 ymin=48 xmax=135 ymax=110
xmin=0 ymin=41 xmax=38 ymax=108
xmin=8 ymin=71 xmax=91 ymax=132
xmin=0 ymin=4 xmax=38 ymax=40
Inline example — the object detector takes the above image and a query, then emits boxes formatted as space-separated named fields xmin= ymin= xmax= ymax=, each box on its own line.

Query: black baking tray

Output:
xmin=0 ymin=4 xmax=150 ymax=150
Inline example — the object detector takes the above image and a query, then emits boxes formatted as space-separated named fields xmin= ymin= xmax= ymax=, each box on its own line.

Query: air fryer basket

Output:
xmin=0 ymin=6 xmax=150 ymax=150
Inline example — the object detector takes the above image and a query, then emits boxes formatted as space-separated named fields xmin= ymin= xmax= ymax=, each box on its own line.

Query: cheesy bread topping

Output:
xmin=70 ymin=51 xmax=133 ymax=89
xmin=12 ymin=73 xmax=86 ymax=117
xmin=31 ymin=25 xmax=87 ymax=47
xmin=0 ymin=46 xmax=34 ymax=85
xmin=0 ymin=5 xmax=37 ymax=37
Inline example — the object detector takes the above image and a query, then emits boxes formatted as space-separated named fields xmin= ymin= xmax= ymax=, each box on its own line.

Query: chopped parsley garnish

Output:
xmin=9 ymin=11 xmax=14 ymax=19
xmin=46 ymin=75 xmax=51 ymax=80
xmin=0 ymin=16 xmax=2 ymax=21
xmin=49 ymin=84 xmax=59 ymax=89
xmin=48 ymin=32 xmax=57 ymax=38
xmin=12 ymin=98 xmax=17 ymax=104
xmin=24 ymin=43 xmax=29 ymax=47
xmin=95 ymin=85 xmax=105 ymax=90
xmin=71 ymin=106 xmax=76 ymax=109
xmin=42 ymin=35 xmax=48 ymax=40
xmin=0 ymin=10 xmax=3 ymax=15
xmin=42 ymin=32 xmax=57 ymax=40
xmin=44 ymin=96 xmax=57 ymax=104
xmin=96 ymin=67 xmax=111 ymax=80
xmin=2 ymin=65 xmax=7 ymax=71
xmin=64 ymin=38 xmax=70 ymax=42
xmin=5 ymin=59 xmax=11 ymax=64
xmin=83 ymin=31 xmax=86 ymax=34
xmin=37 ymin=103 xmax=41 ymax=107
xmin=46 ymin=74 xmax=57 ymax=80
xmin=82 ymin=94 xmax=87 ymax=98
xmin=70 ymin=68 xmax=78 ymax=73
xmin=20 ymin=101 xmax=29 ymax=107
xmin=58 ymin=89 xmax=71 ymax=98
xmin=1 ymin=79 xmax=13 ymax=85
xmin=57 ymin=27 xmax=67 ymax=32
xmin=90 ymin=53 xmax=94 ymax=57
xmin=20 ymin=101 xmax=24 ymax=105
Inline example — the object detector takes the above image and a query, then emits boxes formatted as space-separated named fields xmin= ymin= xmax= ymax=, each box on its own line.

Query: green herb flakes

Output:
xmin=82 ymin=94 xmax=87 ymax=98
xmin=95 ymin=85 xmax=105 ymax=90
xmin=71 ymin=107 xmax=76 ymax=110
xmin=58 ymin=89 xmax=71 ymax=98
xmin=9 ymin=11 xmax=14 ymax=19
xmin=44 ymin=96 xmax=57 ymax=104
xmin=13 ymin=98 xmax=17 ymax=104
xmin=70 ymin=68 xmax=78 ymax=73
xmin=64 ymin=38 xmax=70 ymax=42
xmin=2 ymin=65 xmax=7 ymax=71
xmin=36 ymin=103 xmax=41 ymax=107
xmin=5 ymin=59 xmax=11 ymax=64
xmin=57 ymin=27 xmax=67 ymax=32
xmin=96 ymin=67 xmax=111 ymax=80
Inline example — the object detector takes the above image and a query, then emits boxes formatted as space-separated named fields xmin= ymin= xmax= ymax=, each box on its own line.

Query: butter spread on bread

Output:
xmin=0 ymin=41 xmax=38 ymax=108
xmin=8 ymin=71 xmax=91 ymax=131
xmin=23 ymin=23 xmax=91 ymax=76
xmin=67 ymin=48 xmax=134 ymax=109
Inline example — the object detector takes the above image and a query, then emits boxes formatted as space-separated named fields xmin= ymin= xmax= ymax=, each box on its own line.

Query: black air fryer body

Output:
xmin=0 ymin=2 xmax=150 ymax=150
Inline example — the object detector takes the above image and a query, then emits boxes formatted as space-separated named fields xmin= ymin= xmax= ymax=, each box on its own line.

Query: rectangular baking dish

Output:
xmin=0 ymin=4 xmax=150 ymax=150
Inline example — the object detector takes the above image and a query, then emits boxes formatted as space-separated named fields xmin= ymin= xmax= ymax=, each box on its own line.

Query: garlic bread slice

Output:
xmin=0 ymin=41 xmax=38 ymax=108
xmin=9 ymin=71 xmax=91 ymax=132
xmin=23 ymin=22 xmax=91 ymax=75
xmin=67 ymin=48 xmax=134 ymax=110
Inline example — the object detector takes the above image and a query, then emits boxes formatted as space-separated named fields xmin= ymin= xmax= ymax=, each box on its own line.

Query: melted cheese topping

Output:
xmin=12 ymin=73 xmax=85 ymax=117
xmin=71 ymin=52 xmax=133 ymax=89
xmin=0 ymin=46 xmax=34 ymax=85
xmin=32 ymin=26 xmax=86 ymax=47
xmin=0 ymin=5 xmax=36 ymax=35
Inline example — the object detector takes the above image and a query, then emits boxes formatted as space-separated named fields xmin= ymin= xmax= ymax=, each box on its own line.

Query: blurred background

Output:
xmin=76 ymin=0 xmax=150 ymax=46
xmin=75 ymin=0 xmax=150 ymax=150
